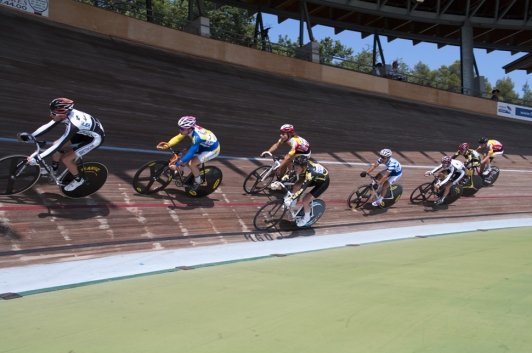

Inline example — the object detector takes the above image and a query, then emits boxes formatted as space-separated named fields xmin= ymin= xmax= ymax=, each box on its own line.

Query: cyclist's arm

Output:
xmin=31 ymin=120 xmax=59 ymax=138
xmin=365 ymin=161 xmax=379 ymax=174
xmin=437 ymin=167 xmax=453 ymax=186
xmin=166 ymin=134 xmax=186 ymax=148
xmin=37 ymin=122 xmax=78 ymax=159
xmin=177 ymin=141 xmax=200 ymax=164
xmin=453 ymin=168 xmax=466 ymax=184
xmin=291 ymin=173 xmax=313 ymax=200
xmin=429 ymin=165 xmax=442 ymax=174
xmin=451 ymin=151 xmax=460 ymax=159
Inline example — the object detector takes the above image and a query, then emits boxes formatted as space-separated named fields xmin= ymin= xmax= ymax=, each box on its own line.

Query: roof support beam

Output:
xmin=497 ymin=0 xmax=518 ymax=22
xmin=439 ymin=0 xmax=455 ymax=18
xmin=468 ymin=0 xmax=486 ymax=19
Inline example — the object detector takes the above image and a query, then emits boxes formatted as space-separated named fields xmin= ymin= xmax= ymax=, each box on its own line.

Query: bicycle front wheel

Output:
xmin=132 ymin=160 xmax=173 ymax=194
xmin=243 ymin=165 xmax=275 ymax=194
xmin=347 ymin=184 xmax=372 ymax=209
xmin=253 ymin=199 xmax=287 ymax=230
xmin=0 ymin=155 xmax=40 ymax=195
xmin=410 ymin=182 xmax=434 ymax=204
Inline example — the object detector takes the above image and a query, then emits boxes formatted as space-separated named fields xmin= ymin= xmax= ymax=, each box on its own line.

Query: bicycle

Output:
xmin=347 ymin=173 xmax=403 ymax=210
xmin=476 ymin=166 xmax=500 ymax=187
xmin=0 ymin=135 xmax=108 ymax=198
xmin=243 ymin=153 xmax=283 ymax=194
xmin=410 ymin=174 xmax=463 ymax=205
xmin=460 ymin=168 xmax=483 ymax=196
xmin=132 ymin=147 xmax=222 ymax=197
xmin=253 ymin=183 xmax=326 ymax=230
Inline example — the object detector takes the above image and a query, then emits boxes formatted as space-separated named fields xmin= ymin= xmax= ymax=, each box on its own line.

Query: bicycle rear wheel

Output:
xmin=0 ymin=155 xmax=40 ymax=195
xmin=347 ymin=184 xmax=372 ymax=209
xmin=410 ymin=182 xmax=434 ymax=204
xmin=296 ymin=199 xmax=326 ymax=227
xmin=132 ymin=160 xmax=173 ymax=194
xmin=243 ymin=165 xmax=275 ymax=194
xmin=254 ymin=199 xmax=287 ymax=231
xmin=60 ymin=162 xmax=108 ymax=198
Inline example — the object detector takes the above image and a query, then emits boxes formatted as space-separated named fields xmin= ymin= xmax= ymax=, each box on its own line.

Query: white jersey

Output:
xmin=430 ymin=159 xmax=466 ymax=186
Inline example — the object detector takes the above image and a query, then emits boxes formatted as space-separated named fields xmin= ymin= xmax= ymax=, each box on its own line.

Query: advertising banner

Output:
xmin=1 ymin=0 xmax=48 ymax=16
xmin=497 ymin=102 xmax=532 ymax=122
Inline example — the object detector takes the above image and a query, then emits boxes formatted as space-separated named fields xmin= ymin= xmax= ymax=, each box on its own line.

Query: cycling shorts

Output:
xmin=308 ymin=176 xmax=330 ymax=198
xmin=71 ymin=134 xmax=104 ymax=157
xmin=196 ymin=145 xmax=220 ymax=163
xmin=379 ymin=170 xmax=402 ymax=185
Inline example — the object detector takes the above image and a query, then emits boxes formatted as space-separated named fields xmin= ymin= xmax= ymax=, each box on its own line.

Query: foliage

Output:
xmin=494 ymin=77 xmax=520 ymax=103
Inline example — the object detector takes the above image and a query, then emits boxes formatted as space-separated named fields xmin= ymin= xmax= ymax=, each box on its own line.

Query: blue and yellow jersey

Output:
xmin=167 ymin=126 xmax=219 ymax=163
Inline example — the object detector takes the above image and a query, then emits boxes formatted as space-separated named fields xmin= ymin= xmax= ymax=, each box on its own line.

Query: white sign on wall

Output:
xmin=497 ymin=102 xmax=532 ymax=122
xmin=1 ymin=0 xmax=48 ymax=16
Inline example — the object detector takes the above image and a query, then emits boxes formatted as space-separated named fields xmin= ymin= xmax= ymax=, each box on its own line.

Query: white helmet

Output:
xmin=178 ymin=116 xmax=196 ymax=129
xmin=380 ymin=149 xmax=392 ymax=158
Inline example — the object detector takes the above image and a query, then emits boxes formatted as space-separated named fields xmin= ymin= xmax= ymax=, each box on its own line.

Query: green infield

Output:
xmin=1 ymin=227 xmax=532 ymax=353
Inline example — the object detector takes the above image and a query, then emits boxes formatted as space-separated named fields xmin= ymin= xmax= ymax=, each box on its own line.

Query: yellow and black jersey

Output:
xmin=291 ymin=161 xmax=329 ymax=200
xmin=452 ymin=149 xmax=481 ymax=167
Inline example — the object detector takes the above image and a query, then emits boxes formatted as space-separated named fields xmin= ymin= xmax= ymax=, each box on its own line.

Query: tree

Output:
xmin=522 ymin=81 xmax=532 ymax=106
xmin=318 ymin=37 xmax=354 ymax=65
xmin=495 ymin=77 xmax=519 ymax=103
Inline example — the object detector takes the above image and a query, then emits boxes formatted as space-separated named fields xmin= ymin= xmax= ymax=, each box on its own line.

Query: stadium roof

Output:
xmin=212 ymin=0 xmax=532 ymax=53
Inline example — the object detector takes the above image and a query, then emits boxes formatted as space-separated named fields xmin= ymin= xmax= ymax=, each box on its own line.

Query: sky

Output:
xmin=262 ymin=14 xmax=530 ymax=96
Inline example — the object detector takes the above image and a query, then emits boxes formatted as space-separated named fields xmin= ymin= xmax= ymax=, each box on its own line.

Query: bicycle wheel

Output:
xmin=253 ymin=199 xmax=287 ymax=231
xmin=132 ymin=160 xmax=173 ymax=194
xmin=243 ymin=165 xmax=275 ymax=194
xmin=185 ymin=166 xmax=223 ymax=197
xmin=410 ymin=182 xmax=434 ymax=204
xmin=380 ymin=184 xmax=403 ymax=208
xmin=347 ymin=184 xmax=372 ymax=209
xmin=0 ymin=155 xmax=40 ymax=195
xmin=60 ymin=162 xmax=108 ymax=198
xmin=296 ymin=199 xmax=326 ymax=227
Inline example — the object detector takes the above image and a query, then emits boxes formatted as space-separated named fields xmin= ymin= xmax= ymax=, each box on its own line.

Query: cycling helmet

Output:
xmin=280 ymin=124 xmax=294 ymax=133
xmin=380 ymin=149 xmax=392 ymax=158
xmin=50 ymin=98 xmax=74 ymax=114
xmin=478 ymin=136 xmax=489 ymax=144
xmin=458 ymin=143 xmax=469 ymax=152
xmin=293 ymin=155 xmax=308 ymax=166
xmin=178 ymin=116 xmax=196 ymax=129
xmin=441 ymin=156 xmax=452 ymax=165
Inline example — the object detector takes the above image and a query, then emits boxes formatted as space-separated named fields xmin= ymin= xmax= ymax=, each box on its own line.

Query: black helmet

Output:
xmin=293 ymin=155 xmax=309 ymax=166
xmin=479 ymin=137 xmax=489 ymax=144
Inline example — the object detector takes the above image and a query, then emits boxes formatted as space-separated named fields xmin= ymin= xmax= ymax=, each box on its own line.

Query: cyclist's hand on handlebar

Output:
xmin=360 ymin=172 xmax=367 ymax=178
xmin=157 ymin=142 xmax=169 ymax=150
xmin=27 ymin=156 xmax=39 ymax=165
xmin=424 ymin=171 xmax=432 ymax=177
xmin=17 ymin=132 xmax=31 ymax=142
xmin=260 ymin=151 xmax=272 ymax=157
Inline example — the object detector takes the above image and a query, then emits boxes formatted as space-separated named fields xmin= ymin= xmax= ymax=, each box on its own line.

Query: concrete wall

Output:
xmin=24 ymin=0 xmax=497 ymax=116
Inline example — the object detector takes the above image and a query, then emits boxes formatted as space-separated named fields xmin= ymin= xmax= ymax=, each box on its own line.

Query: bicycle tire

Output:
xmin=482 ymin=167 xmax=500 ymax=187
xmin=132 ymin=160 xmax=173 ymax=194
xmin=243 ymin=165 xmax=275 ymax=194
xmin=60 ymin=162 xmax=108 ymax=198
xmin=379 ymin=184 xmax=403 ymax=208
xmin=185 ymin=165 xmax=223 ymax=197
xmin=347 ymin=184 xmax=373 ymax=209
xmin=253 ymin=199 xmax=287 ymax=231
xmin=0 ymin=155 xmax=40 ymax=195
xmin=296 ymin=199 xmax=326 ymax=227
xmin=410 ymin=182 xmax=434 ymax=204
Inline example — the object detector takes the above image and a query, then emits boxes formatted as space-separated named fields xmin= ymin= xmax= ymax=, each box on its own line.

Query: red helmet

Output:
xmin=280 ymin=124 xmax=294 ymax=133
xmin=441 ymin=156 xmax=452 ymax=165
xmin=458 ymin=143 xmax=469 ymax=153
xmin=50 ymin=98 xmax=74 ymax=114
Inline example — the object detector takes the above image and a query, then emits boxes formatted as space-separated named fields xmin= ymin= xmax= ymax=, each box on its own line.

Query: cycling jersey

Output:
xmin=279 ymin=135 xmax=310 ymax=156
xmin=290 ymin=161 xmax=329 ymax=200
xmin=376 ymin=157 xmax=402 ymax=176
xmin=452 ymin=149 xmax=481 ymax=167
xmin=31 ymin=109 xmax=105 ymax=159
xmin=167 ymin=126 xmax=219 ymax=164
xmin=478 ymin=139 xmax=503 ymax=155
xmin=430 ymin=160 xmax=466 ymax=186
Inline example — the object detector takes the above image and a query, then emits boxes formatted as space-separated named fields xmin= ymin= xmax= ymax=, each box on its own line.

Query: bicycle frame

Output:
xmin=367 ymin=173 xmax=397 ymax=201
xmin=165 ymin=147 xmax=206 ymax=187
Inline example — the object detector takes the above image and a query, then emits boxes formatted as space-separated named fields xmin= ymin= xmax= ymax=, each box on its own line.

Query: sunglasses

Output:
xmin=180 ymin=127 xmax=190 ymax=131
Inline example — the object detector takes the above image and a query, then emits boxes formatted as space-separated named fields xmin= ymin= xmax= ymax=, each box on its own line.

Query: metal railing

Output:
xmin=75 ymin=0 xmax=532 ymax=107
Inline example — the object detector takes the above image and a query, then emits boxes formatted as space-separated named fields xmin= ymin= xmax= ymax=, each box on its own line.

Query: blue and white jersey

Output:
xmin=377 ymin=157 xmax=402 ymax=176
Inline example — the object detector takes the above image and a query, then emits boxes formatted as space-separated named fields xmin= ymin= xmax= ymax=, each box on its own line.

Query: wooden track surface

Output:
xmin=1 ymin=8 xmax=531 ymax=268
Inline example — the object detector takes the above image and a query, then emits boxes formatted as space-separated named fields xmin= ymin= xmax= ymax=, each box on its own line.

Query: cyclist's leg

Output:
xmin=64 ymin=134 xmax=103 ymax=190
xmin=381 ymin=173 xmax=401 ymax=198
xmin=189 ymin=147 xmax=220 ymax=184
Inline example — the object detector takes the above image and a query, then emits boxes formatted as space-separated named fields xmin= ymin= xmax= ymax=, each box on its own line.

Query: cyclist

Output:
xmin=452 ymin=142 xmax=481 ymax=184
xmin=17 ymin=98 xmax=105 ymax=192
xmin=157 ymin=116 xmax=220 ymax=190
xmin=360 ymin=149 xmax=402 ymax=207
xmin=476 ymin=137 xmax=503 ymax=176
xmin=424 ymin=156 xmax=466 ymax=205
xmin=283 ymin=155 xmax=329 ymax=227
xmin=260 ymin=124 xmax=310 ymax=179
